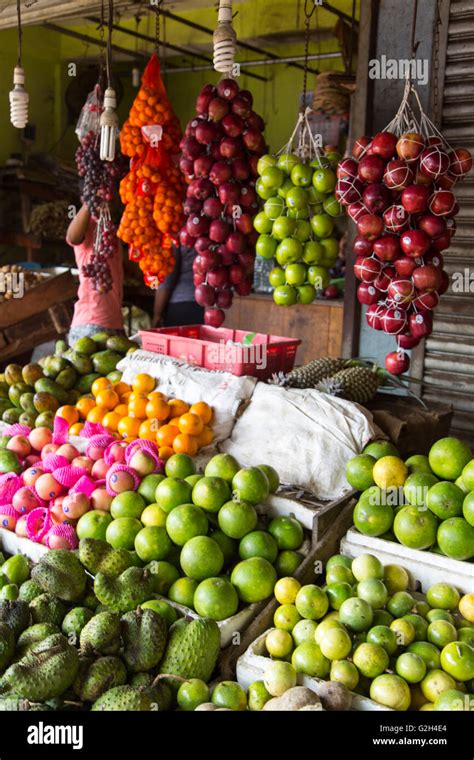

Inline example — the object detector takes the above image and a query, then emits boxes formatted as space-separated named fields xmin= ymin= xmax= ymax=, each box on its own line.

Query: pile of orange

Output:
xmin=117 ymin=53 xmax=184 ymax=289
xmin=66 ymin=373 xmax=214 ymax=460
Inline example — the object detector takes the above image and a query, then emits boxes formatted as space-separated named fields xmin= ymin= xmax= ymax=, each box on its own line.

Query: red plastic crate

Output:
xmin=139 ymin=325 xmax=301 ymax=380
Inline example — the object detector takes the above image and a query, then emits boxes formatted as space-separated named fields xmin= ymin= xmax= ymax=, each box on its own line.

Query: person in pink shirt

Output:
xmin=66 ymin=203 xmax=124 ymax=345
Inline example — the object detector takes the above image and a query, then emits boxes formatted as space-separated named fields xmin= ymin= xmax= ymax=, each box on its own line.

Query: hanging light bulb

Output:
xmin=10 ymin=66 xmax=29 ymax=129
xmin=132 ymin=67 xmax=141 ymax=88
xmin=213 ymin=0 xmax=237 ymax=75
xmin=10 ymin=1 xmax=29 ymax=129
xmin=100 ymin=87 xmax=118 ymax=161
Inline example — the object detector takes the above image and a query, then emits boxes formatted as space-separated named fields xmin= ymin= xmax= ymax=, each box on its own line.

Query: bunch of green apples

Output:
xmin=253 ymin=151 xmax=343 ymax=306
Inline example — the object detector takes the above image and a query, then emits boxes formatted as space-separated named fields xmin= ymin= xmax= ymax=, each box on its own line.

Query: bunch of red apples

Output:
xmin=179 ymin=79 xmax=267 ymax=327
xmin=336 ymin=130 xmax=472 ymax=374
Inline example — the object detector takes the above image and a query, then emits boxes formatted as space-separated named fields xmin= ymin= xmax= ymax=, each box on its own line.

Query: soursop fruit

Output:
xmin=121 ymin=608 xmax=167 ymax=673
xmin=94 ymin=567 xmax=154 ymax=613
xmin=129 ymin=673 xmax=173 ymax=711
xmin=30 ymin=594 xmax=68 ymax=626
xmin=16 ymin=623 xmax=60 ymax=656
xmin=31 ymin=550 xmax=87 ymax=602
xmin=79 ymin=611 xmax=122 ymax=655
xmin=79 ymin=539 xmax=137 ymax=577
xmin=61 ymin=607 xmax=94 ymax=640
xmin=73 ymin=656 xmax=127 ymax=702
xmin=18 ymin=580 xmax=43 ymax=604
xmin=0 ymin=622 xmax=15 ymax=672
xmin=83 ymin=591 xmax=100 ymax=611
xmin=0 ymin=634 xmax=79 ymax=702
xmin=0 ymin=698 xmax=51 ymax=711
xmin=158 ymin=618 xmax=220 ymax=684
xmin=91 ymin=685 xmax=154 ymax=712
xmin=0 ymin=600 xmax=30 ymax=637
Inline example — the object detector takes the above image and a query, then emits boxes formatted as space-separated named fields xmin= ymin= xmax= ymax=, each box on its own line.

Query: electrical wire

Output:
xmin=410 ymin=0 xmax=420 ymax=59
xmin=106 ymin=0 xmax=113 ymax=88
xmin=16 ymin=0 xmax=23 ymax=66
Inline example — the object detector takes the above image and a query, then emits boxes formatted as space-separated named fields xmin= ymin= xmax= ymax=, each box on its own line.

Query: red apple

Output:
xmin=193 ymin=272 xmax=205 ymax=287
xmin=196 ymin=84 xmax=215 ymax=113
xmin=448 ymin=148 xmax=472 ymax=176
xmin=232 ymin=158 xmax=251 ymax=181
xmin=248 ymin=154 xmax=260 ymax=177
xmin=204 ymin=308 xmax=225 ymax=327
xmin=366 ymin=303 xmax=385 ymax=330
xmin=429 ymin=189 xmax=457 ymax=216
xmin=197 ymin=249 xmax=219 ymax=271
xmin=387 ymin=278 xmax=414 ymax=305
xmin=185 ymin=117 xmax=203 ymax=137
xmin=352 ymin=135 xmax=372 ymax=159
xmin=418 ymin=214 xmax=447 ymax=239
xmin=437 ymin=270 xmax=450 ymax=295
xmin=192 ymin=178 xmax=215 ymax=200
xmin=207 ymin=267 xmax=229 ymax=288
xmin=357 ymin=282 xmax=381 ymax=305
xmin=217 ymin=78 xmax=240 ymax=100
xmin=232 ymin=96 xmax=252 ymax=119
xmin=194 ymin=155 xmax=214 ymax=178
xmin=203 ymin=197 xmax=224 ymax=218
xmin=373 ymin=235 xmax=401 ymax=262
xmin=354 ymin=256 xmax=381 ymax=282
xmin=194 ymin=236 xmax=212 ymax=254
xmin=385 ymin=350 xmax=410 ymax=375
xmin=427 ymin=135 xmax=443 ymax=147
xmin=396 ymin=132 xmax=425 ymax=162
xmin=237 ymin=251 xmax=255 ymax=273
xmin=353 ymin=236 xmax=373 ymax=257
xmin=383 ymin=159 xmax=414 ymax=190
xmin=180 ymin=157 xmax=195 ymax=178
xmin=382 ymin=306 xmax=407 ymax=335
xmin=412 ymin=265 xmax=442 ymax=292
xmin=400 ymin=229 xmax=431 ymax=257
xmin=337 ymin=158 xmax=359 ymax=180
xmin=215 ymin=288 xmax=233 ymax=309
xmin=220 ymin=137 xmax=245 ymax=159
xmin=229 ymin=264 xmax=246 ymax=285
xmin=348 ymin=201 xmax=370 ymax=221
xmin=422 ymin=250 xmax=444 ymax=269
xmin=409 ymin=311 xmax=433 ymax=338
xmin=358 ymin=155 xmax=386 ymax=183
xmin=419 ymin=146 xmax=450 ymax=179
xmin=234 ymin=277 xmax=253 ymax=296
xmin=394 ymin=256 xmax=417 ymax=277
xmin=183 ymin=198 xmax=203 ymax=217
xmin=401 ymin=184 xmax=430 ymax=214
xmin=412 ymin=290 xmax=439 ymax=311
xmin=374 ymin=265 xmax=396 ymax=292
xmin=324 ymin=285 xmax=340 ymax=299
xmin=362 ymin=183 xmax=391 ymax=213
xmin=383 ymin=204 xmax=410 ymax=233
xmin=209 ymin=219 xmax=232 ymax=243
xmin=181 ymin=135 xmax=206 ymax=159
xmin=437 ymin=171 xmax=458 ymax=190
xmin=209 ymin=161 xmax=232 ymax=186
xmin=336 ymin=178 xmax=363 ymax=205
xmin=226 ymin=231 xmax=246 ymax=254
xmin=195 ymin=121 xmax=219 ymax=144
xmin=239 ymin=186 xmax=258 ymax=209
xmin=222 ymin=113 xmax=245 ymax=137
xmin=243 ymin=128 xmax=265 ymax=153
xmin=217 ymin=245 xmax=235 ymax=267
xmin=246 ymin=111 xmax=265 ymax=131
xmin=397 ymin=332 xmax=421 ymax=349
xmin=195 ymin=284 xmax=216 ymax=307
xmin=210 ymin=142 xmax=222 ymax=160
xmin=431 ymin=231 xmax=451 ymax=252
xmin=371 ymin=131 xmax=398 ymax=160
xmin=208 ymin=97 xmax=230 ymax=121
xmin=218 ymin=182 xmax=241 ymax=205
xmin=357 ymin=214 xmax=384 ymax=240
xmin=186 ymin=214 xmax=210 ymax=238
xmin=235 ymin=213 xmax=254 ymax=235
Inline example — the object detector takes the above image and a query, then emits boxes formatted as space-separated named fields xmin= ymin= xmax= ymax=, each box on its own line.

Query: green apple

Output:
xmin=277 ymin=153 xmax=300 ymax=175
xmin=261 ymin=166 xmax=284 ymax=190
xmin=325 ymin=151 xmax=343 ymax=165
xmin=291 ymin=163 xmax=313 ymax=187
xmin=323 ymin=195 xmax=343 ymax=217
xmin=272 ymin=216 xmax=296 ymax=241
xmin=293 ymin=220 xmax=312 ymax=243
xmin=311 ymin=156 xmax=331 ymax=169
xmin=278 ymin=178 xmax=294 ymax=199
xmin=286 ymin=187 xmax=308 ymax=210
xmin=254 ymin=211 xmax=273 ymax=234
xmin=310 ymin=214 xmax=334 ymax=238
xmin=321 ymin=237 xmax=339 ymax=258
xmin=285 ymin=263 xmax=307 ymax=286
xmin=275 ymin=238 xmax=303 ymax=265
xmin=256 ymin=234 xmax=278 ymax=260
xmin=287 ymin=206 xmax=310 ymax=220
xmin=312 ymin=168 xmax=337 ymax=193
xmin=269 ymin=267 xmax=286 ymax=287
xmin=297 ymin=284 xmax=316 ymax=304
xmin=303 ymin=241 xmax=325 ymax=265
xmin=256 ymin=178 xmax=275 ymax=200
xmin=76 ymin=510 xmax=113 ymax=541
xmin=264 ymin=196 xmax=285 ymax=220
xmin=273 ymin=284 xmax=298 ymax=306
xmin=308 ymin=186 xmax=326 ymax=206
xmin=257 ymin=154 xmax=277 ymax=174
xmin=308 ymin=266 xmax=330 ymax=290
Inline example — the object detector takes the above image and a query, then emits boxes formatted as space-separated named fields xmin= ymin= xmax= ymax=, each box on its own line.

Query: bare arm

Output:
xmin=153 ymin=286 xmax=172 ymax=326
xmin=66 ymin=204 xmax=91 ymax=246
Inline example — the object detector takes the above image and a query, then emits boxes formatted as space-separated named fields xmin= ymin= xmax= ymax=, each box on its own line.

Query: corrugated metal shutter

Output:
xmin=422 ymin=0 xmax=474 ymax=441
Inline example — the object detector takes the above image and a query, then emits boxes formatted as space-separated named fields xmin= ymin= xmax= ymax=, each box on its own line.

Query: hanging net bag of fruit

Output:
xmin=75 ymin=88 xmax=128 ymax=293
xmin=337 ymin=72 xmax=472 ymax=375
xmin=118 ymin=53 xmax=184 ymax=288
xmin=253 ymin=106 xmax=343 ymax=307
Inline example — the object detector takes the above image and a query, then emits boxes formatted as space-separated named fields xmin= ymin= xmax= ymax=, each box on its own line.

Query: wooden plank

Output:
xmin=0 ymin=270 xmax=76 ymax=329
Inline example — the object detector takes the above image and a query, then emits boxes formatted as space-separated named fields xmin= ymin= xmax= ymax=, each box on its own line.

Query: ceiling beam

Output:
xmin=43 ymin=21 xmax=151 ymax=61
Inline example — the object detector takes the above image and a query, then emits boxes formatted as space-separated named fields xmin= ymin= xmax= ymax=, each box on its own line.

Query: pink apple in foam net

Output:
xmin=215 ymin=288 xmax=233 ymax=309
xmin=362 ymin=183 xmax=391 ymax=213
xmin=71 ymin=456 xmax=93 ymax=474
xmin=373 ymin=235 xmax=401 ymax=262
xmin=217 ymin=78 xmax=240 ymax=100
xmin=107 ymin=442 xmax=127 ymax=464
xmin=357 ymin=282 xmax=381 ymax=305
xmin=209 ymin=219 xmax=232 ymax=243
xmin=181 ymin=135 xmax=206 ymax=159
xmin=337 ymin=158 xmax=359 ymax=180
xmin=357 ymin=214 xmax=384 ymax=240
xmin=231 ymin=96 xmax=252 ymax=119
xmin=374 ymin=265 xmax=395 ymax=292
xmin=232 ymin=158 xmax=251 ymax=181
xmin=400 ymin=229 xmax=431 ymax=257
xmin=371 ymin=131 xmax=398 ymax=160
xmin=358 ymin=155 xmax=386 ymax=183
xmin=383 ymin=159 xmax=414 ymax=190
xmin=220 ymin=136 xmax=245 ymax=159
xmin=62 ymin=493 xmax=90 ymax=520
xmin=401 ymin=184 xmax=430 ymax=214
xmin=412 ymin=265 xmax=442 ymax=292
xmin=186 ymin=215 xmax=210 ymax=238
xmin=203 ymin=197 xmax=224 ymax=218
xmin=207 ymin=267 xmax=230 ymax=289
xmin=195 ymin=284 xmax=216 ymax=307
xmin=385 ymin=351 xmax=410 ymax=375
xmin=204 ymin=307 xmax=225 ymax=327
xmin=91 ymin=458 xmax=109 ymax=480
xmin=209 ymin=161 xmax=232 ymax=186
xmin=409 ymin=311 xmax=433 ymax=338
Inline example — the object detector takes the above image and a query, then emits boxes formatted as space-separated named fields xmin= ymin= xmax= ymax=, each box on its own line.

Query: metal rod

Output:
xmin=323 ymin=1 xmax=360 ymax=27
xmin=158 ymin=7 xmax=320 ymax=75
xmin=43 ymin=22 xmax=151 ymax=60
xmin=86 ymin=15 xmax=268 ymax=82
xmin=163 ymin=51 xmax=341 ymax=74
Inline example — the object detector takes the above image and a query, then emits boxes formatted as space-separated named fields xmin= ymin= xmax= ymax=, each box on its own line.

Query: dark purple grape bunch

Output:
xmin=82 ymin=218 xmax=118 ymax=294
xmin=75 ymin=130 xmax=128 ymax=220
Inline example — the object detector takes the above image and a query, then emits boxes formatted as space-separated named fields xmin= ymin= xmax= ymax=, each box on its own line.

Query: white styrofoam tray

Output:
xmin=341 ymin=527 xmax=474 ymax=595
xmin=0 ymin=528 xmax=48 ymax=562
xmin=236 ymin=629 xmax=391 ymax=711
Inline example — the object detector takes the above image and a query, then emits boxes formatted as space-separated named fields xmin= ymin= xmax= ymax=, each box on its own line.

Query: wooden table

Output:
xmin=225 ymin=293 xmax=344 ymax=366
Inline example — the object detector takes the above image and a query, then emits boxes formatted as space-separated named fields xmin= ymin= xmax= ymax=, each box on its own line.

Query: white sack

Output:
xmin=220 ymin=383 xmax=377 ymax=500
xmin=117 ymin=350 xmax=257 ymax=443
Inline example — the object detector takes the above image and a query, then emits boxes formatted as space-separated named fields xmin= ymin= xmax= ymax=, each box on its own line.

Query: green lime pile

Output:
xmin=346 ymin=437 xmax=474 ymax=561
xmin=253 ymin=150 xmax=343 ymax=306
xmin=77 ymin=452 xmax=306 ymax=621
xmin=262 ymin=554 xmax=474 ymax=712
xmin=0 ymin=333 xmax=137 ymax=429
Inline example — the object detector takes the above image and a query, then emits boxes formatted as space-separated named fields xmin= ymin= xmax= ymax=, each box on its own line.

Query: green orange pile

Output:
xmin=346 ymin=438 xmax=474 ymax=561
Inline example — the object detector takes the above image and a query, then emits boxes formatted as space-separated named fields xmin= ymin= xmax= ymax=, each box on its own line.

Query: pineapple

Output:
xmin=285 ymin=357 xmax=348 ymax=388
xmin=317 ymin=366 xmax=379 ymax=404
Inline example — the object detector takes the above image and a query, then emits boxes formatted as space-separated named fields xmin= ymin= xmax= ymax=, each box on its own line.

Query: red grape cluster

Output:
xmin=81 ymin=219 xmax=118 ymax=294
xmin=179 ymin=79 xmax=267 ymax=327
xmin=336 ymin=131 xmax=472 ymax=374
xmin=76 ymin=130 xmax=128 ymax=220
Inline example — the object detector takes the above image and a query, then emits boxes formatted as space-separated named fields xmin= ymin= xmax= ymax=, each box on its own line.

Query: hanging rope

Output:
xmin=16 ymin=0 xmax=22 ymax=66
xmin=410 ymin=0 xmax=420 ymax=60
xmin=106 ymin=0 xmax=114 ymax=88
xmin=155 ymin=0 xmax=162 ymax=55
xmin=302 ymin=0 xmax=317 ymax=111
